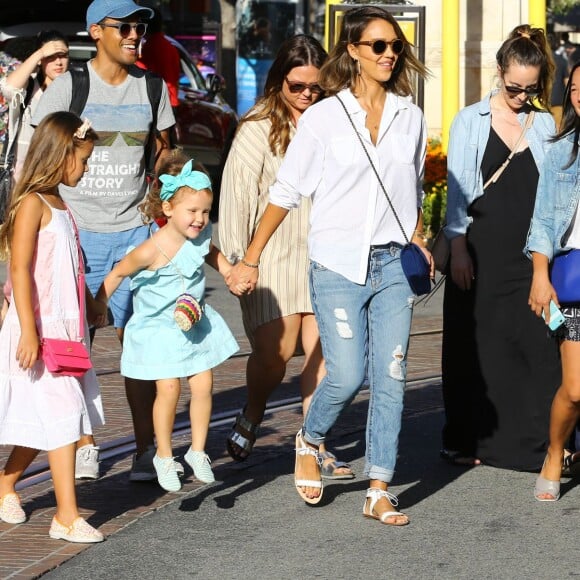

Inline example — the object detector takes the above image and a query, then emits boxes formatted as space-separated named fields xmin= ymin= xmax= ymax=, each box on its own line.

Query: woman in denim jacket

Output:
xmin=441 ymin=25 xmax=561 ymax=471
xmin=527 ymin=61 xmax=580 ymax=501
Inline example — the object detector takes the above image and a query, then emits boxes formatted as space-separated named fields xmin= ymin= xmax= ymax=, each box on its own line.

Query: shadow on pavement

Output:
xmin=178 ymin=386 xmax=473 ymax=515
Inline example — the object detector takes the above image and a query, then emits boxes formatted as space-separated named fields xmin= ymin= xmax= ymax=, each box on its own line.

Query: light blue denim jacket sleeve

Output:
xmin=525 ymin=134 xmax=580 ymax=261
xmin=444 ymin=92 xmax=556 ymax=240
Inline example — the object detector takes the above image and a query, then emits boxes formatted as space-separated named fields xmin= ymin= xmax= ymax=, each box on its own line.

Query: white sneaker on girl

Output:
xmin=184 ymin=449 xmax=215 ymax=483
xmin=153 ymin=454 xmax=182 ymax=492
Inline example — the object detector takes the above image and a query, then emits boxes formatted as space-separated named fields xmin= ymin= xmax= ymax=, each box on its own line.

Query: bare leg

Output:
xmin=227 ymin=314 xmax=302 ymax=461
xmin=299 ymin=313 xmax=325 ymax=415
xmin=244 ymin=315 xmax=302 ymax=425
xmin=125 ymin=377 xmax=156 ymax=455
xmin=188 ymin=370 xmax=213 ymax=452
xmin=538 ymin=340 xmax=580 ymax=494
xmin=228 ymin=316 xmax=302 ymax=460
xmin=0 ymin=446 xmax=39 ymax=496
xmin=77 ymin=435 xmax=95 ymax=448
xmin=153 ymin=378 xmax=181 ymax=458
xmin=48 ymin=443 xmax=79 ymax=526
xmin=117 ymin=327 xmax=156 ymax=456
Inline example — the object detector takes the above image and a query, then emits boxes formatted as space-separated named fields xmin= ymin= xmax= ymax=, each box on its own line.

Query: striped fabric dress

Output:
xmin=219 ymin=116 xmax=312 ymax=344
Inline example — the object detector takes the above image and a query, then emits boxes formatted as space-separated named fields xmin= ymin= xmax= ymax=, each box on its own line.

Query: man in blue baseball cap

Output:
xmin=34 ymin=0 xmax=176 ymax=483
xmin=86 ymin=0 xmax=154 ymax=32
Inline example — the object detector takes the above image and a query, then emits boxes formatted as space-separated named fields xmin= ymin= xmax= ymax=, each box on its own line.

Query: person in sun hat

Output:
xmin=32 ymin=0 xmax=176 ymax=483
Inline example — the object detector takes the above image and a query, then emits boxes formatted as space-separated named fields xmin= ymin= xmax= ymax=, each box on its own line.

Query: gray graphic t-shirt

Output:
xmin=32 ymin=63 xmax=175 ymax=232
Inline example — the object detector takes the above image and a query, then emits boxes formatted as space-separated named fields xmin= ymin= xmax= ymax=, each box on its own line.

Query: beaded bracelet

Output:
xmin=241 ymin=258 xmax=260 ymax=268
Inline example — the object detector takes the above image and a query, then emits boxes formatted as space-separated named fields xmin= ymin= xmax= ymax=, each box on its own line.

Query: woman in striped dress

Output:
xmin=219 ymin=34 xmax=353 ymax=478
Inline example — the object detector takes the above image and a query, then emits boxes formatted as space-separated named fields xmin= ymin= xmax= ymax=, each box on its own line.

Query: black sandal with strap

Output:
xmin=226 ymin=410 xmax=259 ymax=462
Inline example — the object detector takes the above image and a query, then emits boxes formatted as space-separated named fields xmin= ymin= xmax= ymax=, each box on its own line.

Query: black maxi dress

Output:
xmin=442 ymin=127 xmax=561 ymax=471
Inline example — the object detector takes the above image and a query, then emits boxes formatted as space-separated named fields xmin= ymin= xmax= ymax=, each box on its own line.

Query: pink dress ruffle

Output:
xmin=0 ymin=198 xmax=104 ymax=451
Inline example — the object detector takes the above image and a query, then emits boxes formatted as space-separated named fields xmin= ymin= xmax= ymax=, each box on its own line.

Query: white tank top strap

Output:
xmin=34 ymin=192 xmax=52 ymax=207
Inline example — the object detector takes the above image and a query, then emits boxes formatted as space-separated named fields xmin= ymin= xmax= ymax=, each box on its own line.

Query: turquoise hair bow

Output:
xmin=159 ymin=160 xmax=212 ymax=201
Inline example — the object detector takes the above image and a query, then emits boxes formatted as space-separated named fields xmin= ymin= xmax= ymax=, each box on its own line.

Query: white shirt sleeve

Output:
xmin=269 ymin=120 xmax=323 ymax=209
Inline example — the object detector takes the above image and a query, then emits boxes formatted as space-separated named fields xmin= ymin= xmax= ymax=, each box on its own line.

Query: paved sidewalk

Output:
xmin=3 ymin=263 xmax=579 ymax=579
xmin=0 ymin=258 xmax=445 ymax=578
xmin=0 ymin=315 xmax=441 ymax=578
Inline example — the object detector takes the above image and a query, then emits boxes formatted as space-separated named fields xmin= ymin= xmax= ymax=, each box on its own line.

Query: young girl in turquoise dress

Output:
xmin=0 ymin=112 xmax=105 ymax=542
xmin=96 ymin=155 xmax=240 ymax=492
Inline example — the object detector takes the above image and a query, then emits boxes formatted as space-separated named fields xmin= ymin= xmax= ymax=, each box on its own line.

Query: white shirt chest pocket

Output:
xmin=390 ymin=133 xmax=416 ymax=165
xmin=330 ymin=137 xmax=361 ymax=166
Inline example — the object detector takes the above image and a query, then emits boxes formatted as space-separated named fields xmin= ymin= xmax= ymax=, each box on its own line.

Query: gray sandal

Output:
xmin=319 ymin=451 xmax=355 ymax=480
xmin=226 ymin=410 xmax=259 ymax=462
xmin=534 ymin=475 xmax=560 ymax=502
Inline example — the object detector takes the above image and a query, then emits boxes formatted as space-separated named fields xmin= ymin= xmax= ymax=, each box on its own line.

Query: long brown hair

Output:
xmin=496 ymin=24 xmax=555 ymax=111
xmin=239 ymin=34 xmax=327 ymax=156
xmin=319 ymin=6 xmax=429 ymax=97
xmin=551 ymin=60 xmax=580 ymax=168
xmin=0 ymin=112 xmax=98 ymax=259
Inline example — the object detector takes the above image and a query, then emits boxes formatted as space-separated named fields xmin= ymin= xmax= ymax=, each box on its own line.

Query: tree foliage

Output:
xmin=550 ymin=0 xmax=578 ymax=16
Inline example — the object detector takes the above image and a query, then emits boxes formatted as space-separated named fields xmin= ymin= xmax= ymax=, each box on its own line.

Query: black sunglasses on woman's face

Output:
xmin=284 ymin=78 xmax=323 ymax=94
xmin=353 ymin=38 xmax=404 ymax=56
xmin=504 ymin=84 xmax=540 ymax=98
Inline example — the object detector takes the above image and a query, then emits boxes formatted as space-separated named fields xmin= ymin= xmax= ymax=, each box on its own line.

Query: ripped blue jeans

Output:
xmin=304 ymin=244 xmax=415 ymax=483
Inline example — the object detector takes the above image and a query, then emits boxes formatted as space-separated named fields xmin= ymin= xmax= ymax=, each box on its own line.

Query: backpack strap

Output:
xmin=23 ymin=77 xmax=35 ymax=108
xmin=144 ymin=70 xmax=163 ymax=177
xmin=68 ymin=64 xmax=163 ymax=176
xmin=68 ymin=62 xmax=90 ymax=116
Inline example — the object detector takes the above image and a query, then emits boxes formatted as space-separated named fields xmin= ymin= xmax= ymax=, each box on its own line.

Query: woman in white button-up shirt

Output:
xmin=228 ymin=6 xmax=430 ymax=526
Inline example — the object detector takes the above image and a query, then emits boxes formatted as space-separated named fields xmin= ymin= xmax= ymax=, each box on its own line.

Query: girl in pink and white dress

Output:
xmin=0 ymin=112 xmax=105 ymax=543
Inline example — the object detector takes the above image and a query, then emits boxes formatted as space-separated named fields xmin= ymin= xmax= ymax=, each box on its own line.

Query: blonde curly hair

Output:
xmin=138 ymin=148 xmax=196 ymax=222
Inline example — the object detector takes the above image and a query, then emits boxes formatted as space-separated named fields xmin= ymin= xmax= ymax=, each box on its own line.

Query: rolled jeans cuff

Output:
xmin=365 ymin=464 xmax=394 ymax=483
xmin=301 ymin=427 xmax=325 ymax=448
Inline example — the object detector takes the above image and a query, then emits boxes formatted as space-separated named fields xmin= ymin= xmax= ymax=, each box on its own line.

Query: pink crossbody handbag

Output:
xmin=40 ymin=207 xmax=92 ymax=377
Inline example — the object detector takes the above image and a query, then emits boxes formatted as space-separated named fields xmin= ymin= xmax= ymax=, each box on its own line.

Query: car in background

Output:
xmin=65 ymin=35 xmax=238 ymax=192
xmin=0 ymin=18 xmax=238 ymax=200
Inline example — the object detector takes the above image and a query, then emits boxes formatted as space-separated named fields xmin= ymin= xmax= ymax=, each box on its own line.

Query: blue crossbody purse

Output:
xmin=551 ymin=249 xmax=580 ymax=304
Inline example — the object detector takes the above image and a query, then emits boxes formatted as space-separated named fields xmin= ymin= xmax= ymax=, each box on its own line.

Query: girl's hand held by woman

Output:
xmin=226 ymin=261 xmax=259 ymax=295
xmin=89 ymin=299 xmax=109 ymax=328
